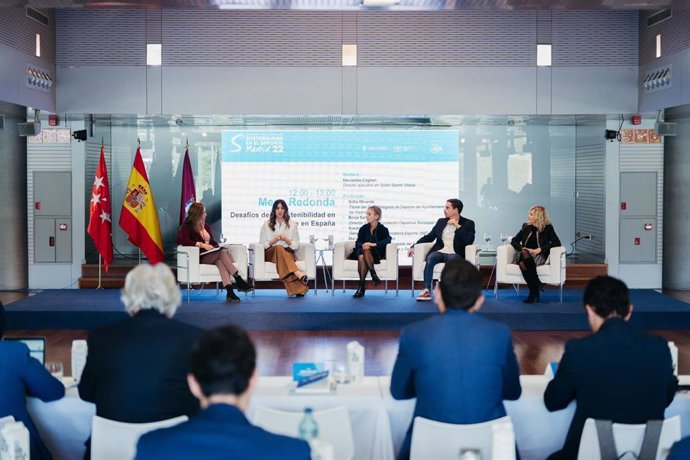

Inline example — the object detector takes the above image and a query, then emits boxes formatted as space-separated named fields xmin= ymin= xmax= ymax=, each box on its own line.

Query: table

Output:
xmin=27 ymin=377 xmax=395 ymax=460
xmin=315 ymin=248 xmax=333 ymax=292
xmin=26 ymin=375 xmax=690 ymax=460
xmin=27 ymin=387 xmax=94 ymax=460
xmin=247 ymin=376 xmax=395 ymax=460
xmin=380 ymin=375 xmax=690 ymax=460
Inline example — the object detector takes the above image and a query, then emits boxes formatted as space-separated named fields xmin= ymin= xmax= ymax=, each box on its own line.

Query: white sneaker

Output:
xmin=416 ymin=289 xmax=432 ymax=301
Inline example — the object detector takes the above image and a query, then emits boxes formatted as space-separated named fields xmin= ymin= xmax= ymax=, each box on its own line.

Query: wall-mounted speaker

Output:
xmin=654 ymin=122 xmax=677 ymax=136
xmin=17 ymin=121 xmax=41 ymax=136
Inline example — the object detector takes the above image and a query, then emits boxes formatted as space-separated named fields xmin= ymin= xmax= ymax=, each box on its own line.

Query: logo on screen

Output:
xmin=229 ymin=135 xmax=244 ymax=153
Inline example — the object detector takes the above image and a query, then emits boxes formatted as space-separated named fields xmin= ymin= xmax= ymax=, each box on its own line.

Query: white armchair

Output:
xmin=411 ymin=243 xmax=481 ymax=297
xmin=331 ymin=242 xmax=399 ymax=296
xmin=495 ymin=244 xmax=566 ymax=301
xmin=176 ymin=245 xmax=249 ymax=302
xmin=248 ymin=242 xmax=317 ymax=295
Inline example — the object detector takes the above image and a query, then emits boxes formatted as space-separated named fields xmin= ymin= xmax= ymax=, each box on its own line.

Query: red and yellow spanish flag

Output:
xmin=119 ymin=147 xmax=164 ymax=264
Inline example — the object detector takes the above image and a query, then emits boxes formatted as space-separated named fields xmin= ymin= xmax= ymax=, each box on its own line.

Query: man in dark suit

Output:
xmin=0 ymin=300 xmax=65 ymax=460
xmin=544 ymin=276 xmax=678 ymax=460
xmin=407 ymin=198 xmax=475 ymax=301
xmin=390 ymin=259 xmax=521 ymax=460
xmin=79 ymin=263 xmax=202 ymax=426
xmin=135 ymin=325 xmax=311 ymax=460
xmin=668 ymin=436 xmax=690 ymax=460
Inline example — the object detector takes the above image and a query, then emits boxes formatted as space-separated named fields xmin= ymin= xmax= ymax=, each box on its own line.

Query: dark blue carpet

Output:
xmin=5 ymin=288 xmax=690 ymax=331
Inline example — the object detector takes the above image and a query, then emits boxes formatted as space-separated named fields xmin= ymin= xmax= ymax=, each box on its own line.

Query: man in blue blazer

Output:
xmin=0 ymin=300 xmax=65 ymax=460
xmin=407 ymin=198 xmax=475 ymax=301
xmin=668 ymin=436 xmax=690 ymax=460
xmin=390 ymin=259 xmax=521 ymax=460
xmin=136 ymin=325 xmax=311 ymax=460
xmin=544 ymin=276 xmax=678 ymax=460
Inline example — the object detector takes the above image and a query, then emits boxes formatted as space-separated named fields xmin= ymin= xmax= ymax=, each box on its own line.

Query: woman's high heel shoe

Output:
xmin=299 ymin=274 xmax=309 ymax=285
xmin=353 ymin=285 xmax=366 ymax=298
xmin=523 ymin=290 xmax=540 ymax=304
xmin=370 ymin=270 xmax=381 ymax=286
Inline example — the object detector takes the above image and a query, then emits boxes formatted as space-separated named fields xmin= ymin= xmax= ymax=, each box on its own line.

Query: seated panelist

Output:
xmin=176 ymin=202 xmax=252 ymax=303
xmin=259 ymin=199 xmax=309 ymax=297
xmin=348 ymin=205 xmax=391 ymax=298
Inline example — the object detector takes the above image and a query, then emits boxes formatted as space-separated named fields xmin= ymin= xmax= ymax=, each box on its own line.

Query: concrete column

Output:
xmin=663 ymin=108 xmax=690 ymax=290
xmin=0 ymin=102 xmax=28 ymax=291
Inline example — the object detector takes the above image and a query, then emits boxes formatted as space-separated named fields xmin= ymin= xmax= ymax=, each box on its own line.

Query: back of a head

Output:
xmin=191 ymin=325 xmax=256 ymax=398
xmin=583 ymin=275 xmax=630 ymax=319
xmin=120 ymin=263 xmax=182 ymax=318
xmin=439 ymin=259 xmax=482 ymax=310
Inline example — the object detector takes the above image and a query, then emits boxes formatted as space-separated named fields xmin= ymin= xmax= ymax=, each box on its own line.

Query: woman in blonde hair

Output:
xmin=510 ymin=205 xmax=561 ymax=303
xmin=348 ymin=205 xmax=391 ymax=298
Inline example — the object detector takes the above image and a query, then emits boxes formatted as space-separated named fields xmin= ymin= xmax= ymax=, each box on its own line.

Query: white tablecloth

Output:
xmin=380 ymin=375 xmax=690 ymax=460
xmin=247 ymin=376 xmax=395 ymax=460
xmin=26 ymin=375 xmax=690 ymax=460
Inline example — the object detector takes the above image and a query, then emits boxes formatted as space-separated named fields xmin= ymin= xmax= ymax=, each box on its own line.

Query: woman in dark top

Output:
xmin=348 ymin=205 xmax=392 ymax=298
xmin=176 ymin=202 xmax=252 ymax=302
xmin=510 ymin=205 xmax=561 ymax=303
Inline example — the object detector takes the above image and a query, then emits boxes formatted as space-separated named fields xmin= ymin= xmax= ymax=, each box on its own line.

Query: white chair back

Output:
xmin=91 ymin=415 xmax=188 ymax=460
xmin=410 ymin=415 xmax=515 ymax=460
xmin=252 ymin=406 xmax=354 ymax=460
xmin=577 ymin=416 xmax=681 ymax=460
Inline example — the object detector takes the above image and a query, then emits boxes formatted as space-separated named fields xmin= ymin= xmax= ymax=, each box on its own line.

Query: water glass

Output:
xmin=46 ymin=361 xmax=64 ymax=380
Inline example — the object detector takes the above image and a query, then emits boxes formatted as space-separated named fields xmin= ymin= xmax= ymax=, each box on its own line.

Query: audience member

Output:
xmin=79 ymin=264 xmax=202 ymax=440
xmin=390 ymin=259 xmax=521 ymax=460
xmin=544 ymin=275 xmax=678 ymax=460
xmin=0 ymin=300 xmax=65 ymax=460
xmin=135 ymin=325 xmax=311 ymax=460
xmin=668 ymin=436 xmax=690 ymax=460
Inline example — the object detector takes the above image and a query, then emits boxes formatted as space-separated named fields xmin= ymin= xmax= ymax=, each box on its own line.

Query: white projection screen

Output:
xmin=221 ymin=129 xmax=460 ymax=265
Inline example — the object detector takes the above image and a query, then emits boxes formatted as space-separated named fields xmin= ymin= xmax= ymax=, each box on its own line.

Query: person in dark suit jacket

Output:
xmin=668 ymin=436 xmax=690 ymax=460
xmin=79 ymin=264 xmax=202 ymax=453
xmin=510 ymin=205 xmax=561 ymax=303
xmin=0 ymin=300 xmax=65 ymax=460
xmin=407 ymin=198 xmax=475 ymax=301
xmin=135 ymin=325 xmax=310 ymax=460
xmin=390 ymin=259 xmax=521 ymax=460
xmin=544 ymin=276 xmax=678 ymax=460
xmin=348 ymin=205 xmax=392 ymax=298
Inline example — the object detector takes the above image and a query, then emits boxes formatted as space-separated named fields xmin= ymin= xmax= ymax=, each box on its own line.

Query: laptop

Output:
xmin=4 ymin=337 xmax=46 ymax=365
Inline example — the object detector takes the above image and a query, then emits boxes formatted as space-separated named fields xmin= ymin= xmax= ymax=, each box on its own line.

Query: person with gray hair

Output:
xmin=79 ymin=263 xmax=202 ymax=456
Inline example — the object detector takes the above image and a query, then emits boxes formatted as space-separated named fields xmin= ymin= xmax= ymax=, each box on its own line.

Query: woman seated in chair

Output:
xmin=349 ymin=205 xmax=391 ymax=298
xmin=176 ymin=202 xmax=252 ymax=302
xmin=259 ymin=199 xmax=309 ymax=297
xmin=510 ymin=205 xmax=561 ymax=304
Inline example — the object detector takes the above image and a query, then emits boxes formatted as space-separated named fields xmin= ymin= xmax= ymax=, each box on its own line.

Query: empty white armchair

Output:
xmin=410 ymin=415 xmax=515 ymax=460
xmin=176 ymin=245 xmax=249 ymax=302
xmin=91 ymin=415 xmax=188 ymax=460
xmin=577 ymin=416 xmax=680 ymax=460
xmin=411 ymin=243 xmax=481 ymax=297
xmin=495 ymin=245 xmax=566 ymax=301
xmin=331 ymin=242 xmax=399 ymax=295
xmin=248 ymin=242 xmax=317 ymax=294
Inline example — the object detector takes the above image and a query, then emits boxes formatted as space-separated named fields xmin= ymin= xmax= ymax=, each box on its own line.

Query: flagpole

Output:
xmin=97 ymin=254 xmax=103 ymax=289
xmin=138 ymin=248 xmax=142 ymax=265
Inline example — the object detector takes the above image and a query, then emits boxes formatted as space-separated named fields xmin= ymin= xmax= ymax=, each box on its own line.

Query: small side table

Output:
xmin=316 ymin=248 xmax=333 ymax=293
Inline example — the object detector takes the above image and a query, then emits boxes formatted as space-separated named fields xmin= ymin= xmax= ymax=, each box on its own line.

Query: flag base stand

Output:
xmin=96 ymin=255 xmax=103 ymax=289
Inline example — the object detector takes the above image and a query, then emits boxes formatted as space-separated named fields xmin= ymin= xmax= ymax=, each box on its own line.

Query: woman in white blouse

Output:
xmin=259 ymin=199 xmax=309 ymax=296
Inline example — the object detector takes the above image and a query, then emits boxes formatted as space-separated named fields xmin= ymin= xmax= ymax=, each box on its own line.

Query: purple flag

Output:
xmin=179 ymin=148 xmax=196 ymax=224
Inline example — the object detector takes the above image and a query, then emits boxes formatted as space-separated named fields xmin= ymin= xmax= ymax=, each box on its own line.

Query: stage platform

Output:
xmin=5 ymin=287 xmax=690 ymax=332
